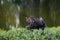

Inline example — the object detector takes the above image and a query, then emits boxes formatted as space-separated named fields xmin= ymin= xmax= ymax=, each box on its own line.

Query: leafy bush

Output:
xmin=0 ymin=29 xmax=6 ymax=40
xmin=0 ymin=28 xmax=60 ymax=40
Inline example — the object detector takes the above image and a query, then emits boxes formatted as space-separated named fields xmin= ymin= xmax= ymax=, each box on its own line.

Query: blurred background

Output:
xmin=0 ymin=0 xmax=60 ymax=30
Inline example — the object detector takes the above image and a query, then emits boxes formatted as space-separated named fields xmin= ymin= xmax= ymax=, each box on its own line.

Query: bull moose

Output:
xmin=26 ymin=16 xmax=46 ymax=30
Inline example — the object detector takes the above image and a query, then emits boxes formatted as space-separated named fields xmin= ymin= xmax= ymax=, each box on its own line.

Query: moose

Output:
xmin=26 ymin=16 xmax=46 ymax=30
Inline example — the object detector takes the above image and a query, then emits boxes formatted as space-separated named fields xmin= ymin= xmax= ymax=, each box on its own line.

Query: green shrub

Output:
xmin=0 ymin=28 xmax=60 ymax=40
xmin=0 ymin=29 xmax=6 ymax=40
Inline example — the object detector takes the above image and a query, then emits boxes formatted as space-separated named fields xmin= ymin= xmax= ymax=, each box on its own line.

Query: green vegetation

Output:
xmin=0 ymin=27 xmax=60 ymax=40
xmin=0 ymin=0 xmax=60 ymax=39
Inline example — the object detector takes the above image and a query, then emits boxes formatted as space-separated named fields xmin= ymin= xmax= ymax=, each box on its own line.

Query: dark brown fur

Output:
xmin=26 ymin=16 xmax=46 ymax=30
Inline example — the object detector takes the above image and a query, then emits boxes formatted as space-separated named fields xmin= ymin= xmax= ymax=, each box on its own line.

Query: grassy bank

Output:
xmin=0 ymin=26 xmax=60 ymax=40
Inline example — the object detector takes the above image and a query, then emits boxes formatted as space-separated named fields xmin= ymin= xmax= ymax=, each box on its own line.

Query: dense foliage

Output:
xmin=0 ymin=27 xmax=60 ymax=40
